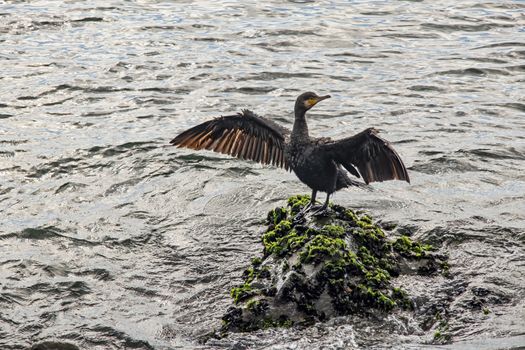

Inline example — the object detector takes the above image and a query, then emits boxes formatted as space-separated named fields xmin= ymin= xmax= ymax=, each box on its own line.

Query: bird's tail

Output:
xmin=336 ymin=170 xmax=369 ymax=191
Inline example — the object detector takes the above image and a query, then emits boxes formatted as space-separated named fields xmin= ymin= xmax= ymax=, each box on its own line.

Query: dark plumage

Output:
xmin=171 ymin=92 xmax=409 ymax=214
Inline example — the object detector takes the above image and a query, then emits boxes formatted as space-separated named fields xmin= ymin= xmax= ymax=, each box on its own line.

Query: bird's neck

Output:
xmin=292 ymin=109 xmax=309 ymax=141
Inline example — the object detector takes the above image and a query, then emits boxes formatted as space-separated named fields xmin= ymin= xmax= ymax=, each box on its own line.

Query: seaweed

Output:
xmin=393 ymin=235 xmax=433 ymax=258
xmin=221 ymin=195 xmax=446 ymax=335
xmin=230 ymin=283 xmax=254 ymax=305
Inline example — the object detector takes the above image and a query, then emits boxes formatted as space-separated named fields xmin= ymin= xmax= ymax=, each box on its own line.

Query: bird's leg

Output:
xmin=301 ymin=189 xmax=317 ymax=212
xmin=311 ymin=193 xmax=330 ymax=216
xmin=294 ymin=190 xmax=317 ymax=222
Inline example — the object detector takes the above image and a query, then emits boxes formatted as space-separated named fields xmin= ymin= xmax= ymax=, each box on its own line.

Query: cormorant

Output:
xmin=171 ymin=92 xmax=409 ymax=215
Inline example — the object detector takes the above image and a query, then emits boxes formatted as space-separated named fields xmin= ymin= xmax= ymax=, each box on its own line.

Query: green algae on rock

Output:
xmin=220 ymin=195 xmax=447 ymax=334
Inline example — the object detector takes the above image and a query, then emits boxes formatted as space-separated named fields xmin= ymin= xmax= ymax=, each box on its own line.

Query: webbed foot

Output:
xmin=293 ymin=202 xmax=312 ymax=223
xmin=310 ymin=203 xmax=329 ymax=217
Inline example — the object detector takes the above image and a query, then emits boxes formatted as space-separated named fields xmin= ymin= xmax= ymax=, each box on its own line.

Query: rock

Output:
xmin=219 ymin=195 xmax=448 ymax=334
xmin=30 ymin=341 xmax=80 ymax=350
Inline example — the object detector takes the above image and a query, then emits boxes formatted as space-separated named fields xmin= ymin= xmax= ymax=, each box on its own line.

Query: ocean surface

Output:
xmin=1 ymin=1 xmax=524 ymax=349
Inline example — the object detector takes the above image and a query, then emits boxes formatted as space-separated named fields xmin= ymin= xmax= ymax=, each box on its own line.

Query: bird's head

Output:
xmin=295 ymin=92 xmax=331 ymax=115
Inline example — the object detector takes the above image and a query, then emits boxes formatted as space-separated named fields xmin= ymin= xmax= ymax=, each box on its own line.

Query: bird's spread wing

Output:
xmin=319 ymin=128 xmax=410 ymax=184
xmin=170 ymin=109 xmax=291 ymax=169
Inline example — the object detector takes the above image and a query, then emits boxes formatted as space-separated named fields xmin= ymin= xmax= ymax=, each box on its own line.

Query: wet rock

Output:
xmin=220 ymin=195 xmax=448 ymax=334
xmin=30 ymin=341 xmax=80 ymax=350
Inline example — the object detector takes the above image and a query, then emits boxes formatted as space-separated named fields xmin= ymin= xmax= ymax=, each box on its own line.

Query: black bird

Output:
xmin=170 ymin=92 xmax=409 ymax=215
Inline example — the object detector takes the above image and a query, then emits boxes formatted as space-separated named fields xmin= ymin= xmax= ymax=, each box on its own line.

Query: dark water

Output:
xmin=1 ymin=1 xmax=524 ymax=349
